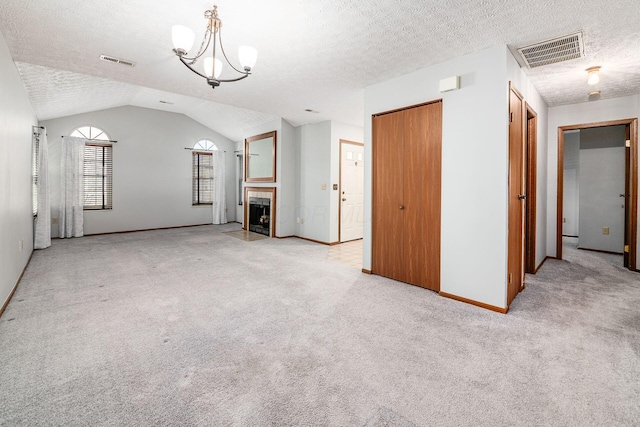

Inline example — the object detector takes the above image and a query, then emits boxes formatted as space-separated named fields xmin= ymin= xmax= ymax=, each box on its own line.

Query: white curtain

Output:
xmin=212 ymin=150 xmax=227 ymax=224
xmin=59 ymin=137 xmax=84 ymax=238
xmin=34 ymin=129 xmax=51 ymax=249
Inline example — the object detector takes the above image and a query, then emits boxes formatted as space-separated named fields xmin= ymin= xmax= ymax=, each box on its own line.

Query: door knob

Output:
xmin=399 ymin=205 xmax=404 ymax=210
xmin=518 ymin=194 xmax=526 ymax=200
xmin=342 ymin=198 xmax=346 ymax=201
xmin=619 ymin=194 xmax=626 ymax=198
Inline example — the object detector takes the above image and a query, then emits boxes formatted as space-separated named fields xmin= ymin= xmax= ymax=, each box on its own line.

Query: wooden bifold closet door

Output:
xmin=372 ymin=100 xmax=442 ymax=291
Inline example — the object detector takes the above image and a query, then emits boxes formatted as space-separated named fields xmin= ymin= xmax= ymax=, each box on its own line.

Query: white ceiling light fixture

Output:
xmin=171 ymin=5 xmax=257 ymax=90
xmin=586 ymin=66 xmax=601 ymax=85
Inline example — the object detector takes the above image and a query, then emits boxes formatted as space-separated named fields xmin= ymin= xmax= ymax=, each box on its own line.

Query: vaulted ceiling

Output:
xmin=1 ymin=0 xmax=638 ymax=141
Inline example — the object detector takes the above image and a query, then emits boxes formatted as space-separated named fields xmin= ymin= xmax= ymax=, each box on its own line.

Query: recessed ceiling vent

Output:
xmin=517 ymin=32 xmax=584 ymax=68
xmin=100 ymin=54 xmax=136 ymax=67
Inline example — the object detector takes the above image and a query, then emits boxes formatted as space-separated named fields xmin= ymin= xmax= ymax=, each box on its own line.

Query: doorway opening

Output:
xmin=556 ymin=118 xmax=638 ymax=271
xmin=339 ymin=140 xmax=364 ymax=243
xmin=524 ymin=103 xmax=538 ymax=274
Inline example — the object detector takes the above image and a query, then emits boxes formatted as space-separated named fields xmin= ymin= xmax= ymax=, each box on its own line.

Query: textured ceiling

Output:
xmin=2 ymin=0 xmax=639 ymax=135
xmin=15 ymin=62 xmax=279 ymax=142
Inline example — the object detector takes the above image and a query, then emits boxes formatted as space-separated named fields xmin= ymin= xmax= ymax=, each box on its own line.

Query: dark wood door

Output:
xmin=508 ymin=85 xmax=525 ymax=306
xmin=403 ymin=103 xmax=442 ymax=290
xmin=372 ymin=101 xmax=442 ymax=291
xmin=372 ymin=110 xmax=406 ymax=283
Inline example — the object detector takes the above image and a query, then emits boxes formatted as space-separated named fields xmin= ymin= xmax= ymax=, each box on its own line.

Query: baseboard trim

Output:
xmin=362 ymin=268 xmax=372 ymax=274
xmin=84 ymin=223 xmax=214 ymax=237
xmin=294 ymin=236 xmax=332 ymax=246
xmin=439 ymin=291 xmax=508 ymax=314
xmin=535 ymin=256 xmax=551 ymax=273
xmin=577 ymin=247 xmax=624 ymax=256
xmin=0 ymin=250 xmax=34 ymax=319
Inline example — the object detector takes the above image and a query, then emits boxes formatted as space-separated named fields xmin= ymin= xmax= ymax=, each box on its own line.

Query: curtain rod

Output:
xmin=183 ymin=148 xmax=226 ymax=152
xmin=62 ymin=135 xmax=118 ymax=143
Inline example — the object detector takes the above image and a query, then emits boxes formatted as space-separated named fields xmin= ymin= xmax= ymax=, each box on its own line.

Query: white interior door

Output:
xmin=340 ymin=142 xmax=364 ymax=242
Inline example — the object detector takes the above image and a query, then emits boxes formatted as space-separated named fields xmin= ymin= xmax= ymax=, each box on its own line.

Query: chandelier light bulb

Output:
xmin=204 ymin=57 xmax=223 ymax=79
xmin=171 ymin=25 xmax=195 ymax=55
xmin=238 ymin=46 xmax=258 ymax=71
xmin=586 ymin=66 xmax=600 ymax=85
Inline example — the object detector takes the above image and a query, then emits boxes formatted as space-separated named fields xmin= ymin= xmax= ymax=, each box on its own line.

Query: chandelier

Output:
xmin=171 ymin=5 xmax=257 ymax=89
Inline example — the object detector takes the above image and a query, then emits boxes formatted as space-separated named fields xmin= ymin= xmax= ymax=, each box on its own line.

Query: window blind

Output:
xmin=192 ymin=152 xmax=213 ymax=205
xmin=84 ymin=144 xmax=113 ymax=210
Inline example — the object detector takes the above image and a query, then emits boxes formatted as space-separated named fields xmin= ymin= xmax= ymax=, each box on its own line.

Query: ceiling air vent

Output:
xmin=517 ymin=32 xmax=584 ymax=68
xmin=100 ymin=54 xmax=136 ymax=67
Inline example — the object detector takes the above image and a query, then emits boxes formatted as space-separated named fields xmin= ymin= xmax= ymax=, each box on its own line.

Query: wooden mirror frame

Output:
xmin=244 ymin=130 xmax=276 ymax=182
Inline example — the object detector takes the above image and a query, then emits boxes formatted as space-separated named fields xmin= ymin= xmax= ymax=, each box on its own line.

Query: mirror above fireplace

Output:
xmin=245 ymin=130 xmax=276 ymax=182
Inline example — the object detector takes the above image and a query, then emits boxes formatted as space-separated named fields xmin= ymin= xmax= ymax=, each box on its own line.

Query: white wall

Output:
xmin=41 ymin=106 xmax=237 ymax=236
xmin=579 ymin=146 xmax=625 ymax=252
xmin=563 ymin=132 xmax=580 ymax=236
xmin=578 ymin=126 xmax=626 ymax=252
xmin=296 ymin=121 xmax=332 ymax=242
xmin=287 ymin=120 xmax=364 ymax=244
xmin=547 ymin=94 xmax=640 ymax=259
xmin=506 ymin=49 xmax=550 ymax=270
xmin=364 ymin=45 xmax=511 ymax=308
xmin=279 ymin=120 xmax=297 ymax=237
xmin=0 ymin=31 xmax=38 ymax=310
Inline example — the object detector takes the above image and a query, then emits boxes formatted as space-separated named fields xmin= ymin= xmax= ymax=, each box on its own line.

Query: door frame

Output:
xmin=338 ymin=139 xmax=364 ymax=243
xmin=524 ymin=103 xmax=538 ymax=274
xmin=556 ymin=118 xmax=638 ymax=270
xmin=507 ymin=82 xmax=526 ymax=306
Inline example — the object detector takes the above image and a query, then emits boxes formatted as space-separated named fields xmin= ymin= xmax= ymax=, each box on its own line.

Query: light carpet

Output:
xmin=1 ymin=227 xmax=638 ymax=426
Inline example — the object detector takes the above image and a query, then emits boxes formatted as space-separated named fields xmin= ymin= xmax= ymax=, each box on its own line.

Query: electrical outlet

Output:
xmin=18 ymin=239 xmax=23 ymax=251
xmin=562 ymin=218 xmax=566 ymax=223
xmin=602 ymin=227 xmax=610 ymax=235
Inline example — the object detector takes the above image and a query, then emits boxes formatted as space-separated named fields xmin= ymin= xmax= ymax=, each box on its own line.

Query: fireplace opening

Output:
xmin=249 ymin=197 xmax=271 ymax=236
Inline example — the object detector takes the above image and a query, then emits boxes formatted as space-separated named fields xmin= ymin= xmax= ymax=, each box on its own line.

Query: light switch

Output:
xmin=602 ymin=227 xmax=609 ymax=235
xmin=321 ymin=183 xmax=326 ymax=190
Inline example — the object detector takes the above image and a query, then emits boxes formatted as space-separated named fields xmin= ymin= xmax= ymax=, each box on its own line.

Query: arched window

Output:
xmin=71 ymin=126 xmax=113 ymax=210
xmin=193 ymin=139 xmax=218 ymax=151
xmin=71 ymin=126 xmax=110 ymax=141
xmin=192 ymin=140 xmax=217 ymax=205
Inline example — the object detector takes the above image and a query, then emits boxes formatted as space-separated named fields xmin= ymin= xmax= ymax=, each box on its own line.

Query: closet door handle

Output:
xmin=399 ymin=205 xmax=404 ymax=210
xmin=518 ymin=194 xmax=526 ymax=200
